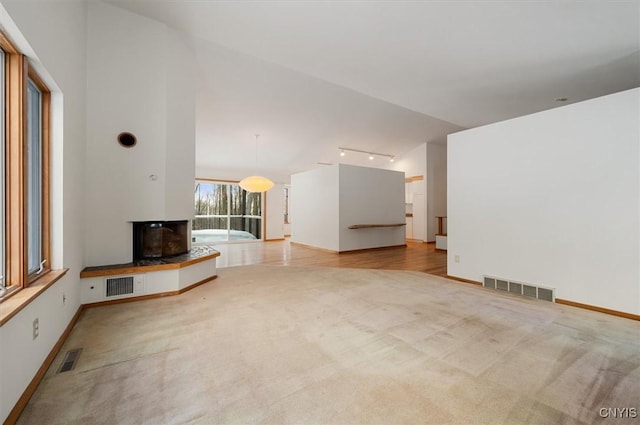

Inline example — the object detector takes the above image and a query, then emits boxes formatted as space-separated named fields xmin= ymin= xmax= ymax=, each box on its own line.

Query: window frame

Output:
xmin=0 ymin=30 xmax=51 ymax=299
xmin=0 ymin=48 xmax=5 ymax=290
xmin=193 ymin=179 xmax=264 ymax=243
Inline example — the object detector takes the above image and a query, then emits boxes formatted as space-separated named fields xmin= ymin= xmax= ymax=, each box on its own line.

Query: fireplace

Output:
xmin=132 ymin=220 xmax=189 ymax=261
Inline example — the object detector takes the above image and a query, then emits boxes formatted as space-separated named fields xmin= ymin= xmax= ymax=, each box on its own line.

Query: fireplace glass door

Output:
xmin=133 ymin=220 xmax=188 ymax=261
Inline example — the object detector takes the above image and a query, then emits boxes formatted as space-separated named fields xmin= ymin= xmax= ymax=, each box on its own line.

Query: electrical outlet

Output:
xmin=455 ymin=255 xmax=460 ymax=263
xmin=33 ymin=318 xmax=39 ymax=340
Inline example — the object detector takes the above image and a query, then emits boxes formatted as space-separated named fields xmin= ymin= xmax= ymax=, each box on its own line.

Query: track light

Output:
xmin=337 ymin=147 xmax=395 ymax=162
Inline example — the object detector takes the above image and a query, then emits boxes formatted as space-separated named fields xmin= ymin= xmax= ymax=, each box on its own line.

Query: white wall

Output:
xmin=390 ymin=142 xmax=426 ymax=181
xmin=164 ymin=29 xmax=197 ymax=221
xmin=448 ymin=88 xmax=640 ymax=315
xmin=338 ymin=165 xmax=406 ymax=251
xmin=0 ymin=1 xmax=87 ymax=422
xmin=390 ymin=143 xmax=428 ymax=241
xmin=394 ymin=142 xmax=448 ymax=242
xmin=291 ymin=164 xmax=405 ymax=252
xmin=427 ymin=143 xmax=447 ymax=240
xmin=85 ymin=1 xmax=196 ymax=266
xmin=265 ymin=183 xmax=285 ymax=240
xmin=290 ymin=166 xmax=339 ymax=251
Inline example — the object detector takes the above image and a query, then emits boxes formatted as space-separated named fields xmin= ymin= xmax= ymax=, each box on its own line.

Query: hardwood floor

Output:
xmin=213 ymin=239 xmax=448 ymax=277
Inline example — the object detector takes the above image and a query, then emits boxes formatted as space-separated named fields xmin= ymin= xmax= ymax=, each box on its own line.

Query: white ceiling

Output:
xmin=107 ymin=0 xmax=640 ymax=182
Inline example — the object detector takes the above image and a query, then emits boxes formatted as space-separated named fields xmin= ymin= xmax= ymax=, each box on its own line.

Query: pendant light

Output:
xmin=239 ymin=134 xmax=274 ymax=193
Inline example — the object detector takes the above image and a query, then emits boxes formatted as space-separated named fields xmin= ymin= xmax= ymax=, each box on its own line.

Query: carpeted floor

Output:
xmin=17 ymin=265 xmax=640 ymax=424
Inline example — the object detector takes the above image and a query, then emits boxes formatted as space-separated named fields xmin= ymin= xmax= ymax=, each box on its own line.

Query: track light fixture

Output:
xmin=338 ymin=147 xmax=396 ymax=163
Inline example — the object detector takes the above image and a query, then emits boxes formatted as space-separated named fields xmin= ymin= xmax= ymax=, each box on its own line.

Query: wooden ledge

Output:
xmin=348 ymin=223 xmax=406 ymax=229
xmin=80 ymin=250 xmax=220 ymax=279
xmin=0 ymin=269 xmax=69 ymax=326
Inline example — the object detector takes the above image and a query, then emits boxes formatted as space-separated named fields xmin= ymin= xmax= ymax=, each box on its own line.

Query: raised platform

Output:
xmin=80 ymin=246 xmax=220 ymax=278
xmin=79 ymin=246 xmax=220 ymax=305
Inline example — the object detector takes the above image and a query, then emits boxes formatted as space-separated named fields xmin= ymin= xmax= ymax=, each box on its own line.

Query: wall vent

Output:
xmin=537 ymin=287 xmax=554 ymax=302
xmin=509 ymin=282 xmax=522 ymax=295
xmin=105 ymin=276 xmax=135 ymax=297
xmin=483 ymin=275 xmax=555 ymax=302
xmin=483 ymin=277 xmax=496 ymax=289
xmin=522 ymin=284 xmax=537 ymax=298
xmin=496 ymin=279 xmax=509 ymax=292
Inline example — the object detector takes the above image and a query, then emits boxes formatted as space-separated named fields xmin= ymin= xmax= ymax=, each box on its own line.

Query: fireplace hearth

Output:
xmin=132 ymin=220 xmax=189 ymax=261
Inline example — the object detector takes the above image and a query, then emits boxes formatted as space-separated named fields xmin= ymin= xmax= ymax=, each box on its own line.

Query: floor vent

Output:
xmin=57 ymin=348 xmax=82 ymax=373
xmin=483 ymin=276 xmax=555 ymax=302
xmin=105 ymin=276 xmax=134 ymax=297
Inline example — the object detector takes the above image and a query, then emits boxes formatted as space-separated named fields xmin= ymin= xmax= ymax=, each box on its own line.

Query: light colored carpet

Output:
xmin=18 ymin=265 xmax=640 ymax=425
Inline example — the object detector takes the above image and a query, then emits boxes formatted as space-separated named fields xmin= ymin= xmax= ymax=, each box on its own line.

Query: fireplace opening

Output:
xmin=133 ymin=220 xmax=188 ymax=261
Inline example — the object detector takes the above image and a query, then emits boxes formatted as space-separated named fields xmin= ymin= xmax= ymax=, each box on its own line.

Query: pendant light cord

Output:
xmin=255 ymin=134 xmax=259 ymax=167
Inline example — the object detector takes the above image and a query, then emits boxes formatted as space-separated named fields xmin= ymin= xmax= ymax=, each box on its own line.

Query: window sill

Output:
xmin=0 ymin=269 xmax=68 ymax=326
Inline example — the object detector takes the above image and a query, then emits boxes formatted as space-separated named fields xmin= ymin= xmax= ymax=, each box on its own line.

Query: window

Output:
xmin=27 ymin=80 xmax=43 ymax=275
xmin=0 ymin=31 xmax=51 ymax=298
xmin=193 ymin=180 xmax=263 ymax=243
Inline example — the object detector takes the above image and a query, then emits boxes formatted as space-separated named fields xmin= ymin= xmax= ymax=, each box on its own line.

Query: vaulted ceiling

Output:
xmin=108 ymin=0 xmax=640 ymax=182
